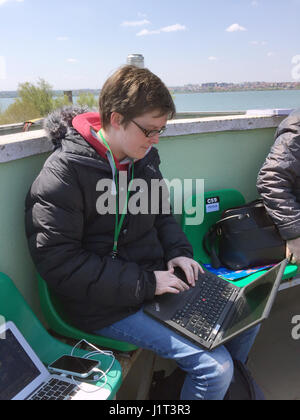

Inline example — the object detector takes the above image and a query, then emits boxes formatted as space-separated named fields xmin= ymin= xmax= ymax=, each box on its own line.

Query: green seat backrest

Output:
xmin=0 ymin=272 xmax=62 ymax=363
xmin=0 ymin=272 xmax=122 ymax=398
xmin=181 ymin=189 xmax=298 ymax=286
xmin=182 ymin=189 xmax=245 ymax=264
xmin=38 ymin=275 xmax=138 ymax=352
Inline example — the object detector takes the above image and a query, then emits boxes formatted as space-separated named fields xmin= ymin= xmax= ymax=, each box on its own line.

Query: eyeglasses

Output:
xmin=131 ymin=120 xmax=166 ymax=138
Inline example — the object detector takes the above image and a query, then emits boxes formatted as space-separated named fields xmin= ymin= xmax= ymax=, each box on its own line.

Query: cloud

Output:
xmin=121 ymin=19 xmax=150 ymax=27
xmin=226 ymin=23 xmax=247 ymax=32
xmin=137 ymin=29 xmax=160 ymax=36
xmin=0 ymin=0 xmax=24 ymax=6
xmin=67 ymin=58 xmax=79 ymax=63
xmin=208 ymin=56 xmax=218 ymax=61
xmin=137 ymin=23 xmax=186 ymax=36
xmin=161 ymin=24 xmax=186 ymax=33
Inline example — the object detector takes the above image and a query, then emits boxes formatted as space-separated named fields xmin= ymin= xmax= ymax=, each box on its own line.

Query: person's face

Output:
xmin=117 ymin=110 xmax=169 ymax=160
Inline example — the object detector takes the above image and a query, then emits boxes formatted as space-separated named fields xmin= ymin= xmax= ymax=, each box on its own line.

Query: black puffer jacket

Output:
xmin=257 ymin=109 xmax=300 ymax=240
xmin=25 ymin=107 xmax=193 ymax=332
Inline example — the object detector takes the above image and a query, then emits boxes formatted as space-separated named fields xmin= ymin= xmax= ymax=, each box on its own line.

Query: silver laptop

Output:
xmin=0 ymin=321 xmax=110 ymax=400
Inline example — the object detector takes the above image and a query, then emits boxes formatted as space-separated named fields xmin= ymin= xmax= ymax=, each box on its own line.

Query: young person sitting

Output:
xmin=25 ymin=65 xmax=259 ymax=400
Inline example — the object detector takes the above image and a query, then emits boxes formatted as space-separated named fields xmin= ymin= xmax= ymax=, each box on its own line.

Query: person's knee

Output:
xmin=178 ymin=348 xmax=234 ymax=400
xmin=206 ymin=352 xmax=234 ymax=398
xmin=193 ymin=353 xmax=234 ymax=399
xmin=215 ymin=356 xmax=234 ymax=389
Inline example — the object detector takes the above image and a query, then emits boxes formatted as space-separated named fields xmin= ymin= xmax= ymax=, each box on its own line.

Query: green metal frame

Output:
xmin=0 ymin=272 xmax=122 ymax=399
xmin=38 ymin=275 xmax=138 ymax=353
xmin=182 ymin=189 xmax=298 ymax=287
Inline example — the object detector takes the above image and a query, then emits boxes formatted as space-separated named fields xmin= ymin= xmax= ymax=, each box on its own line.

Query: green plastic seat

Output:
xmin=0 ymin=272 xmax=122 ymax=399
xmin=182 ymin=189 xmax=298 ymax=288
xmin=38 ymin=275 xmax=138 ymax=353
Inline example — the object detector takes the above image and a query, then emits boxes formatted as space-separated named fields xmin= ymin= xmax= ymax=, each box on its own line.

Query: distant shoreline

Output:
xmin=1 ymin=86 xmax=300 ymax=99
xmin=171 ymin=88 xmax=300 ymax=94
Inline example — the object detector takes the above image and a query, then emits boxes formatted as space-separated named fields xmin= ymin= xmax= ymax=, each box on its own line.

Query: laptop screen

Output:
xmin=221 ymin=263 xmax=281 ymax=341
xmin=0 ymin=329 xmax=41 ymax=400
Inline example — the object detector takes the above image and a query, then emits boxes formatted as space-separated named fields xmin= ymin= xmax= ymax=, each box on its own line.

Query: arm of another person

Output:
xmin=257 ymin=132 xmax=300 ymax=263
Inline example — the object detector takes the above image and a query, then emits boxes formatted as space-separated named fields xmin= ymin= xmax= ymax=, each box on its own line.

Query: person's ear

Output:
xmin=110 ymin=112 xmax=124 ymax=130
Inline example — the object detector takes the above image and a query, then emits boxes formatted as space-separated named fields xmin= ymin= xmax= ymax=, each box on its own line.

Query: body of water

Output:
xmin=0 ymin=97 xmax=17 ymax=111
xmin=173 ymin=89 xmax=300 ymax=112
xmin=0 ymin=89 xmax=299 ymax=114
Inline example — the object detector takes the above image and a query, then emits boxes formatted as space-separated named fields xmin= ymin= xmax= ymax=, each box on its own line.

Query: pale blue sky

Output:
xmin=1 ymin=0 xmax=300 ymax=90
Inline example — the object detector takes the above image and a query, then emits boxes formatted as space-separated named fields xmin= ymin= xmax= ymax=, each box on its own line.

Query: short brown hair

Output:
xmin=99 ymin=65 xmax=176 ymax=129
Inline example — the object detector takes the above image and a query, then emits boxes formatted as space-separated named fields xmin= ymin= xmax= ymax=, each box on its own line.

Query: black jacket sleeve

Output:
xmin=25 ymin=162 xmax=156 ymax=310
xmin=155 ymin=213 xmax=194 ymax=262
xmin=153 ymin=168 xmax=194 ymax=262
xmin=257 ymin=112 xmax=300 ymax=240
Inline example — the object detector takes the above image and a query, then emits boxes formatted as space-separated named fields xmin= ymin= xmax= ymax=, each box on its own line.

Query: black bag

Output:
xmin=224 ymin=360 xmax=265 ymax=400
xmin=203 ymin=199 xmax=286 ymax=270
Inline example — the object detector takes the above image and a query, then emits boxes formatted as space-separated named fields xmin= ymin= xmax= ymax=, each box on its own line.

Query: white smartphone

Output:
xmin=48 ymin=355 xmax=100 ymax=379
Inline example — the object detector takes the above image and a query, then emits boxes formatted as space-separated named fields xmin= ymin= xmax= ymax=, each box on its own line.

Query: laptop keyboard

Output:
xmin=171 ymin=273 xmax=235 ymax=341
xmin=29 ymin=378 xmax=78 ymax=400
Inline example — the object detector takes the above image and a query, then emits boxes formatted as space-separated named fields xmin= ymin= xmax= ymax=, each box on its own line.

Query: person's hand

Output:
xmin=167 ymin=256 xmax=204 ymax=287
xmin=154 ymin=268 xmax=190 ymax=296
xmin=286 ymin=238 xmax=300 ymax=265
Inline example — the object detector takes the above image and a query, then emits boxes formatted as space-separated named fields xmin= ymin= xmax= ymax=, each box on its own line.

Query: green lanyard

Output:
xmin=98 ymin=129 xmax=135 ymax=258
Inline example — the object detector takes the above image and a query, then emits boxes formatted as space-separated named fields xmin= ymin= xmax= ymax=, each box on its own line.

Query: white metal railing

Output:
xmin=0 ymin=109 xmax=293 ymax=136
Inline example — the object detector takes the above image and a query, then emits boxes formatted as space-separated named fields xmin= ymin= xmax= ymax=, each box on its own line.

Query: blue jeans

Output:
xmin=95 ymin=308 xmax=260 ymax=400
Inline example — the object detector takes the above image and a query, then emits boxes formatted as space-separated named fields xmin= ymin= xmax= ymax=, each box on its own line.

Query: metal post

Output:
xmin=64 ymin=91 xmax=73 ymax=104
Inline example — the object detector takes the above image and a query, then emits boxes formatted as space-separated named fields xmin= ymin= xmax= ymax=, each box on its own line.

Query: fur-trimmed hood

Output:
xmin=43 ymin=105 xmax=90 ymax=147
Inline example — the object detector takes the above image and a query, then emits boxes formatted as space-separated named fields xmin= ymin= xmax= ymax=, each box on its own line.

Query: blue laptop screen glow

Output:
xmin=0 ymin=330 xmax=40 ymax=400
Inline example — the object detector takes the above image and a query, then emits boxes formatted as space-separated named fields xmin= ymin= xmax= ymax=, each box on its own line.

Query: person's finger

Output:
xmin=191 ymin=264 xmax=199 ymax=286
xmin=198 ymin=263 xmax=205 ymax=274
xmin=167 ymin=261 xmax=174 ymax=271
xmin=183 ymin=263 xmax=198 ymax=286
xmin=172 ymin=276 xmax=190 ymax=292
